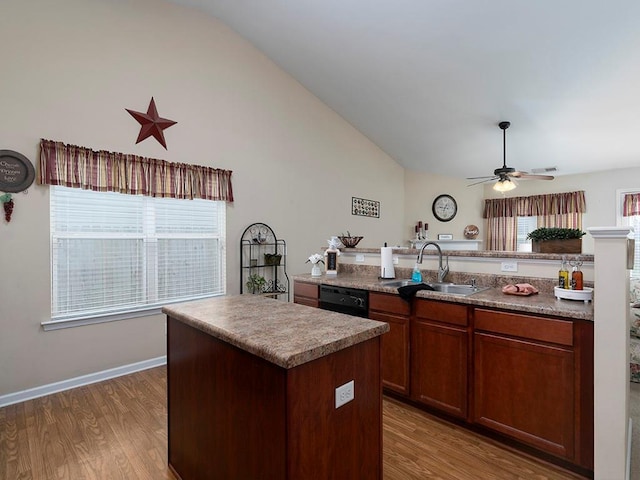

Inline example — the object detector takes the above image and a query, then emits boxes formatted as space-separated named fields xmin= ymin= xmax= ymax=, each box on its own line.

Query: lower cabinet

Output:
xmin=473 ymin=308 xmax=593 ymax=470
xmin=292 ymin=280 xmax=593 ymax=472
xmin=369 ymin=292 xmax=410 ymax=396
xmin=411 ymin=299 xmax=469 ymax=419
xmin=293 ymin=280 xmax=319 ymax=308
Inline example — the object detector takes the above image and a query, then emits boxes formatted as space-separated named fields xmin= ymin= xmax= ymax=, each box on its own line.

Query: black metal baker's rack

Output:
xmin=240 ymin=222 xmax=289 ymax=301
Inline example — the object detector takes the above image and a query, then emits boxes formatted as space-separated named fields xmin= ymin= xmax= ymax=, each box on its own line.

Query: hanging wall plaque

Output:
xmin=0 ymin=150 xmax=35 ymax=193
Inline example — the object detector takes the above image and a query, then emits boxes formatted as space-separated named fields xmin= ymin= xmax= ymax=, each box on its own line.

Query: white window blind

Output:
xmin=516 ymin=216 xmax=538 ymax=252
xmin=49 ymin=186 xmax=226 ymax=323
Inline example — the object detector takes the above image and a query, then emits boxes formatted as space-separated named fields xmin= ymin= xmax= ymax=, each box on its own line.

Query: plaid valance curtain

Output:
xmin=483 ymin=191 xmax=586 ymax=219
xmin=38 ymin=139 xmax=234 ymax=202
xmin=623 ymin=192 xmax=640 ymax=217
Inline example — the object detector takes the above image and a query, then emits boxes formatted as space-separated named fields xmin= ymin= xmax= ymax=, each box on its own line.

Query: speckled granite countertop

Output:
xmin=162 ymin=294 xmax=389 ymax=369
xmin=293 ymin=273 xmax=594 ymax=321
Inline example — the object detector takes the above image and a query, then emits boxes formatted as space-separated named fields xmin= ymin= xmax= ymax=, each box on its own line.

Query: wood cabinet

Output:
xmin=473 ymin=308 xmax=593 ymax=469
xmin=411 ymin=299 xmax=469 ymax=419
xmin=293 ymin=280 xmax=319 ymax=308
xmin=369 ymin=292 xmax=411 ymax=396
xmin=168 ymin=315 xmax=383 ymax=479
xmin=290 ymin=278 xmax=593 ymax=473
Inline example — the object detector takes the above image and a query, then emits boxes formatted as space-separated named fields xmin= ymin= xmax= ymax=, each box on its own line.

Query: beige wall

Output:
xmin=0 ymin=0 xmax=405 ymax=396
xmin=403 ymin=171 xmax=485 ymax=244
xmin=482 ymin=167 xmax=640 ymax=253
xmin=404 ymin=166 xmax=640 ymax=254
xmin=2 ymin=0 xmax=637 ymax=400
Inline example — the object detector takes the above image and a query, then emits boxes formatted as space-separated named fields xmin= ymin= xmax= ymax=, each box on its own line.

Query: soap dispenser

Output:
xmin=411 ymin=263 xmax=422 ymax=283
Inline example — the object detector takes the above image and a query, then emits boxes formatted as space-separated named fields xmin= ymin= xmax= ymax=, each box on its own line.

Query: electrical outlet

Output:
xmin=335 ymin=380 xmax=355 ymax=408
xmin=355 ymin=254 xmax=365 ymax=262
xmin=501 ymin=262 xmax=518 ymax=272
xmin=393 ymin=255 xmax=399 ymax=265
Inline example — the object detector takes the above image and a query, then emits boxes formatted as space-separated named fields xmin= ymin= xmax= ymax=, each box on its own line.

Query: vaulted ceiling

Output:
xmin=169 ymin=0 xmax=640 ymax=180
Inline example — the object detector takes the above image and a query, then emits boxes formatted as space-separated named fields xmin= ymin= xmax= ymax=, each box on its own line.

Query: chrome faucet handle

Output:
xmin=470 ymin=278 xmax=477 ymax=288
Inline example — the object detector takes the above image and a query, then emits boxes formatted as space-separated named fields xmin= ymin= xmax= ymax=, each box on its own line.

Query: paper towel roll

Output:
xmin=380 ymin=247 xmax=395 ymax=279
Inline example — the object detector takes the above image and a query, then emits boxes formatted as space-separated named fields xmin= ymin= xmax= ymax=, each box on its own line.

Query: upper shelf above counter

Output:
xmin=411 ymin=239 xmax=482 ymax=251
xmin=335 ymin=247 xmax=594 ymax=263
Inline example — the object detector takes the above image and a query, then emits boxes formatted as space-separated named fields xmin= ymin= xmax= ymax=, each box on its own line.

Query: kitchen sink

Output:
xmin=380 ymin=279 xmax=490 ymax=296
xmin=379 ymin=279 xmax=421 ymax=288
xmin=431 ymin=283 xmax=491 ymax=295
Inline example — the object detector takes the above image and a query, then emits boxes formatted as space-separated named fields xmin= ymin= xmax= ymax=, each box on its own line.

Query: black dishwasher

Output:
xmin=318 ymin=285 xmax=369 ymax=318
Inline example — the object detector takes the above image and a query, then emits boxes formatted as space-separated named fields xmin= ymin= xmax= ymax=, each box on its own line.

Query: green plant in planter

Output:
xmin=245 ymin=273 xmax=266 ymax=294
xmin=526 ymin=228 xmax=586 ymax=242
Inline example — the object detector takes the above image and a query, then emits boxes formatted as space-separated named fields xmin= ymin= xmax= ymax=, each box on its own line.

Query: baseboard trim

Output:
xmin=0 ymin=356 xmax=167 ymax=408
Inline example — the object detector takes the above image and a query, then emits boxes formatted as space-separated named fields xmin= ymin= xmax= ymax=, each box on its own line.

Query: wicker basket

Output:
xmin=264 ymin=253 xmax=282 ymax=266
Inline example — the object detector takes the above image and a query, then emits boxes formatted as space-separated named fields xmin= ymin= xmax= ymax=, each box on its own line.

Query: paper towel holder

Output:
xmin=380 ymin=245 xmax=396 ymax=279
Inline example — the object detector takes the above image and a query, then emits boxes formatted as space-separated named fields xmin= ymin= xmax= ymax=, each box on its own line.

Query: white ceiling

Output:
xmin=169 ymin=0 xmax=640 ymax=180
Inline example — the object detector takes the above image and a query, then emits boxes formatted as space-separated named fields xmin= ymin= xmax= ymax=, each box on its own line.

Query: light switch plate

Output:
xmin=393 ymin=255 xmax=399 ymax=264
xmin=501 ymin=262 xmax=518 ymax=272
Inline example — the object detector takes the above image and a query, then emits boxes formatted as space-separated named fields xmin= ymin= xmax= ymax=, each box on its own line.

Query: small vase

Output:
xmin=311 ymin=264 xmax=322 ymax=277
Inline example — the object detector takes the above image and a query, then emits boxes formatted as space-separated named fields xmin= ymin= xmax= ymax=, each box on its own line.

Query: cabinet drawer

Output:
xmin=474 ymin=309 xmax=573 ymax=347
xmin=369 ymin=292 xmax=411 ymax=316
xmin=414 ymin=299 xmax=468 ymax=326
xmin=294 ymin=281 xmax=319 ymax=300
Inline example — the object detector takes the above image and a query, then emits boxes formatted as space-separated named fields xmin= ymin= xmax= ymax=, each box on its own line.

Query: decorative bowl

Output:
xmin=338 ymin=236 xmax=363 ymax=248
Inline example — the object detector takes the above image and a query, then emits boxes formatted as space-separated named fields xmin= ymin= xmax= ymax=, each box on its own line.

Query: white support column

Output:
xmin=588 ymin=226 xmax=632 ymax=479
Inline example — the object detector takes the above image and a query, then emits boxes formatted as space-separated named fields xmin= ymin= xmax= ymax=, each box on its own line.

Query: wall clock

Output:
xmin=432 ymin=194 xmax=457 ymax=222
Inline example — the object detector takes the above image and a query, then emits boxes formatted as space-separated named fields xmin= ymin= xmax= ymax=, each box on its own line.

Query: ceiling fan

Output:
xmin=467 ymin=121 xmax=555 ymax=192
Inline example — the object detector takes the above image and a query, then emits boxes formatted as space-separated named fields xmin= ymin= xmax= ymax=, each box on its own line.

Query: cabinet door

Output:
xmin=369 ymin=292 xmax=411 ymax=396
xmin=293 ymin=281 xmax=319 ymax=308
xmin=411 ymin=318 xmax=468 ymax=418
xmin=473 ymin=331 xmax=574 ymax=460
xmin=369 ymin=310 xmax=410 ymax=395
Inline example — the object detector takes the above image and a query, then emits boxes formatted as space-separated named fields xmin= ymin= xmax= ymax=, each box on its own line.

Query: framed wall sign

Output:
xmin=0 ymin=150 xmax=35 ymax=193
xmin=438 ymin=234 xmax=453 ymax=240
xmin=352 ymin=197 xmax=380 ymax=218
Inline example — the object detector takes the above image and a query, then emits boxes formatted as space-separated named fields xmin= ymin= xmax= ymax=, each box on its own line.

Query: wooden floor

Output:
xmin=0 ymin=366 xmax=586 ymax=480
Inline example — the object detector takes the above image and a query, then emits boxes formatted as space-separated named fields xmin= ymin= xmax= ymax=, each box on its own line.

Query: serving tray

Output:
xmin=554 ymin=286 xmax=593 ymax=303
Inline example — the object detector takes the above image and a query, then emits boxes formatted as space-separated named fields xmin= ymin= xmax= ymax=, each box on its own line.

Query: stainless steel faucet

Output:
xmin=417 ymin=241 xmax=449 ymax=283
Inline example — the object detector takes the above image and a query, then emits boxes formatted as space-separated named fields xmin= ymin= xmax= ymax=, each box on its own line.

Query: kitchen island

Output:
xmin=163 ymin=294 xmax=389 ymax=480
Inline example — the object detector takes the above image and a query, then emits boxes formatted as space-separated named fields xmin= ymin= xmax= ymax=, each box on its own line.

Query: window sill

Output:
xmin=41 ymin=307 xmax=165 ymax=331
xmin=42 ymin=295 xmax=223 ymax=331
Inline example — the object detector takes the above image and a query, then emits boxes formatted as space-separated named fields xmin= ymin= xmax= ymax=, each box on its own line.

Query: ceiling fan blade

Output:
xmin=467 ymin=177 xmax=498 ymax=187
xmin=510 ymin=171 xmax=554 ymax=180
xmin=466 ymin=175 xmax=498 ymax=180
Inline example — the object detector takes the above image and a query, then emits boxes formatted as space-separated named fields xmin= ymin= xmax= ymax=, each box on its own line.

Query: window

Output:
xmin=627 ymin=215 xmax=640 ymax=279
xmin=48 ymin=186 xmax=225 ymax=326
xmin=516 ymin=216 xmax=538 ymax=252
xmin=619 ymin=189 xmax=640 ymax=279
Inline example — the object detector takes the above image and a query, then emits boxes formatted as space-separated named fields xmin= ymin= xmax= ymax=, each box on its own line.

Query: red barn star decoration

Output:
xmin=126 ymin=97 xmax=177 ymax=149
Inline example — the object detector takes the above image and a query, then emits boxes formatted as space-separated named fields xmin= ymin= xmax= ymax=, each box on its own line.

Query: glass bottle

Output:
xmin=571 ymin=259 xmax=583 ymax=290
xmin=558 ymin=256 xmax=570 ymax=289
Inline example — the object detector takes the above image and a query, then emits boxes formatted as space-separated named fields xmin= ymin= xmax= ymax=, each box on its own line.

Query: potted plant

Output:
xmin=245 ymin=273 xmax=266 ymax=294
xmin=527 ymin=227 xmax=586 ymax=253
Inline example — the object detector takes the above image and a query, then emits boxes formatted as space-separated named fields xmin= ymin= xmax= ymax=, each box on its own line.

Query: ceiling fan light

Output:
xmin=493 ymin=178 xmax=516 ymax=192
